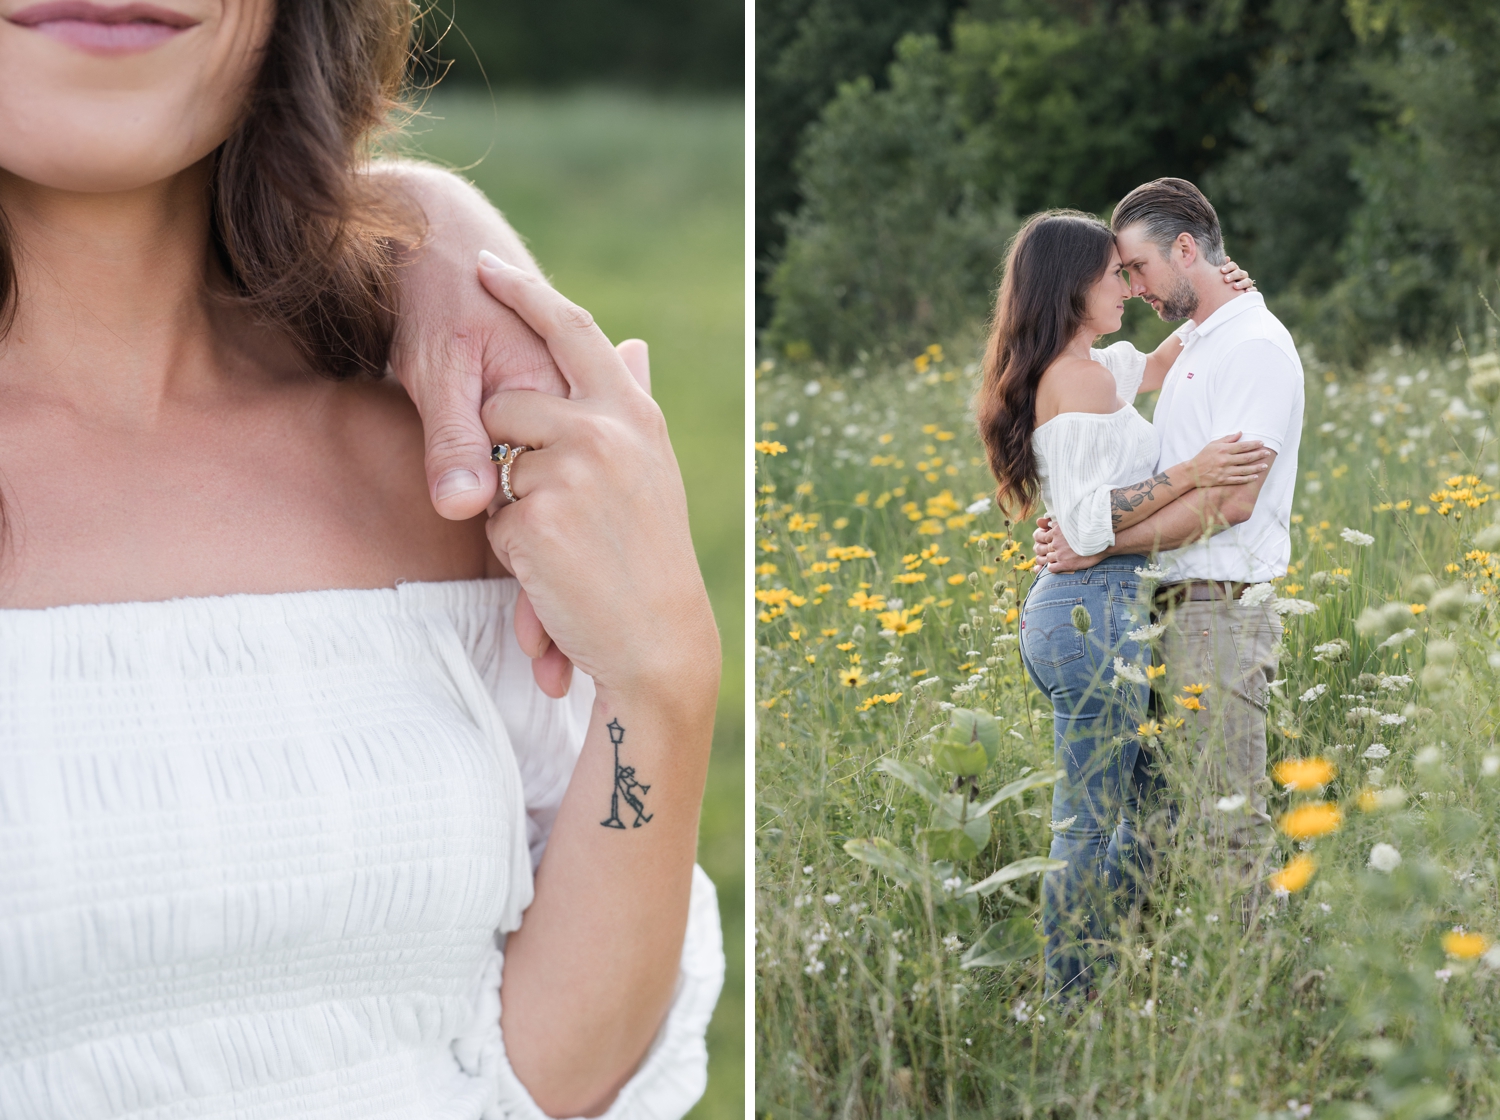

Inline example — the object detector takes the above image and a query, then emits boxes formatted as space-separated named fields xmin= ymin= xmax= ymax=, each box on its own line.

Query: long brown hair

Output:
xmin=975 ymin=210 xmax=1115 ymax=517
xmin=0 ymin=0 xmax=417 ymax=379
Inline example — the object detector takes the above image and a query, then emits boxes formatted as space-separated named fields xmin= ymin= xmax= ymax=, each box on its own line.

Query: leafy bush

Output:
xmin=765 ymin=35 xmax=1013 ymax=364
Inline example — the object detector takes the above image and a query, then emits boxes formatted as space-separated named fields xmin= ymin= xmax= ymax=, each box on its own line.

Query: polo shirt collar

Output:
xmin=1179 ymin=290 xmax=1263 ymax=342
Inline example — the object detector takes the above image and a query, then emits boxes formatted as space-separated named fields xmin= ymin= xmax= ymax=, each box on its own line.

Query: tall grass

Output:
xmin=755 ymin=334 xmax=1500 ymax=1118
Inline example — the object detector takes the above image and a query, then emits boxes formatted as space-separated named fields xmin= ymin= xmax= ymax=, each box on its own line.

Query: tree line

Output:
xmin=758 ymin=0 xmax=1500 ymax=365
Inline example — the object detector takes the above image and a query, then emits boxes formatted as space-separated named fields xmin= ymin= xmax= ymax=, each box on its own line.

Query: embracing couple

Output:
xmin=975 ymin=179 xmax=1305 ymax=1000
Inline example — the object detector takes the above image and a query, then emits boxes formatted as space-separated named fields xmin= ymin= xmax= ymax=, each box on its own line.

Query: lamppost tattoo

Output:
xmin=600 ymin=718 xmax=653 ymax=829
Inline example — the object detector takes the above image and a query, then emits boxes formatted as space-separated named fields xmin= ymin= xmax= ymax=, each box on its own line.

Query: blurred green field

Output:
xmin=401 ymin=91 xmax=745 ymax=1115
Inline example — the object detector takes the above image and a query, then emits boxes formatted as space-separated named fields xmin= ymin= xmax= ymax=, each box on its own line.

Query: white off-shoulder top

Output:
xmin=1032 ymin=341 xmax=1160 ymax=557
xmin=0 ymin=579 xmax=723 ymax=1120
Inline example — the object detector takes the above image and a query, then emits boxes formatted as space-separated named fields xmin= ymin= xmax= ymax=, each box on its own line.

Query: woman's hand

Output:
xmin=1220 ymin=259 xmax=1255 ymax=291
xmin=1188 ymin=432 xmax=1269 ymax=487
xmin=474 ymin=251 xmax=719 ymax=709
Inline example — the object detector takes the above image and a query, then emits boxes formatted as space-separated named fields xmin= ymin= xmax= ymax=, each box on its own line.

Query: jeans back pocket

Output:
xmin=1021 ymin=595 xmax=1087 ymax=669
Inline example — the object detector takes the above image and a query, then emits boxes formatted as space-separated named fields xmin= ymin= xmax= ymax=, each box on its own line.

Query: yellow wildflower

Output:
xmin=1145 ymin=664 xmax=1167 ymax=681
xmin=1442 ymin=930 xmax=1490 ymax=960
xmin=1269 ymin=854 xmax=1316 ymax=893
xmin=1182 ymin=682 xmax=1210 ymax=695
xmin=1174 ymin=696 xmax=1204 ymax=712
xmin=1279 ymin=802 xmax=1342 ymax=840
xmin=840 ymin=667 xmax=866 ymax=688
xmin=1273 ymin=758 xmax=1336 ymax=790
xmin=754 ymin=440 xmax=788 ymax=455
xmin=847 ymin=590 xmax=886 ymax=612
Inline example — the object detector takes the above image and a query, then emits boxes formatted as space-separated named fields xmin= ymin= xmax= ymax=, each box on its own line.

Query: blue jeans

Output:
xmin=1019 ymin=556 xmax=1157 ymax=1000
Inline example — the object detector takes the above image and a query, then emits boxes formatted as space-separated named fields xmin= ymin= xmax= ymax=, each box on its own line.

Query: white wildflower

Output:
xmin=1112 ymin=657 xmax=1148 ymax=685
xmin=914 ymin=676 xmax=941 ymax=689
xmin=1367 ymin=766 xmax=1386 ymax=786
xmin=1482 ymin=755 xmax=1500 ymax=777
xmin=1139 ymin=948 xmax=1153 ymax=962
xmin=1347 ymin=706 xmax=1382 ymax=722
xmin=823 ymin=893 xmax=841 ymax=905
xmin=1379 ymin=713 xmax=1407 ymax=726
xmin=1415 ymin=745 xmax=1442 ymax=768
xmin=1341 ymin=527 xmax=1374 ymax=546
xmin=1216 ymin=794 xmax=1248 ymax=812
xmin=966 ymin=497 xmax=992 ymax=515
xmin=1013 ymin=1000 xmax=1032 ymax=1023
xmin=805 ymin=958 xmax=826 ymax=975
xmin=942 ymin=933 xmax=964 ymax=953
xmin=1331 ymin=743 xmax=1354 ymax=752
xmin=804 ymin=380 xmax=821 ymax=396
xmin=1435 ymin=968 xmax=1452 ymax=983
xmin=1377 ymin=674 xmax=1412 ymax=690
xmin=887 ymin=598 xmax=904 ymax=610
xmin=1241 ymin=582 xmax=1276 ymax=607
xmin=1313 ymin=640 xmax=1350 ymax=663
xmin=1300 ymin=684 xmax=1328 ymax=703
xmin=1378 ymin=628 xmax=1416 ymax=650
xmin=1048 ymin=815 xmax=1078 ymax=832
xmin=1141 ymin=998 xmax=1156 ymax=1018
xmin=941 ymin=876 xmax=963 ymax=894
xmin=1369 ymin=843 xmax=1402 ymax=872
xmin=803 ymin=865 xmax=815 ymax=875
xmin=1274 ymin=597 xmax=1319 ymax=616
xmin=1133 ymin=563 xmax=1167 ymax=581
xmin=1126 ymin=623 xmax=1167 ymax=642
xmin=1363 ymin=743 xmax=1390 ymax=760
xmin=1483 ymin=945 xmax=1500 ymax=970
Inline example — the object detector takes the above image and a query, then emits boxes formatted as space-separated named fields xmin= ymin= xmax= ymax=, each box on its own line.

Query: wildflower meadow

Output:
xmin=755 ymin=337 xmax=1500 ymax=1118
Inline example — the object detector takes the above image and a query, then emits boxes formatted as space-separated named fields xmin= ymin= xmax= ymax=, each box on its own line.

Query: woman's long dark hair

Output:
xmin=0 ymin=0 xmax=416 ymax=378
xmin=975 ymin=210 xmax=1115 ymax=518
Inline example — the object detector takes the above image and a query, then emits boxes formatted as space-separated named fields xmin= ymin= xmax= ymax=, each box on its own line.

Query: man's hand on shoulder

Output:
xmin=371 ymin=160 xmax=568 ymax=520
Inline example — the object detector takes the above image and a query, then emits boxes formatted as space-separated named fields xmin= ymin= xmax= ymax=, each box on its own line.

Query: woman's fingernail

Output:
xmin=436 ymin=469 xmax=481 ymax=500
xmin=478 ymin=249 xmax=506 ymax=270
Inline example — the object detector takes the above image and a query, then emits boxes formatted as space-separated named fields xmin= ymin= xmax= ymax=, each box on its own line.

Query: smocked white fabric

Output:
xmin=0 ymin=579 xmax=724 ymax=1120
xmin=1032 ymin=341 xmax=1160 ymax=556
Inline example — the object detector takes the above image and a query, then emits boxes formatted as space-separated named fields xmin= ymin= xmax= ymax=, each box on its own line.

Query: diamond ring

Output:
xmin=490 ymin=444 xmax=531 ymax=504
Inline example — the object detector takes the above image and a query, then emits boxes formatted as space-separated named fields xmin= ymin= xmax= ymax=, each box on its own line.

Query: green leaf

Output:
xmin=932 ymin=736 xmax=988 ymax=776
xmin=928 ymin=792 xmax=991 ymax=846
xmin=918 ymin=827 xmax=978 ymax=862
xmin=960 ymin=917 xmax=1043 ymax=968
xmin=947 ymin=708 xmax=1001 ymax=768
xmin=844 ymin=838 xmax=922 ymax=884
xmin=966 ymin=856 xmax=1067 ymax=897
xmin=974 ymin=769 xmax=1064 ymax=816
xmin=875 ymin=758 xmax=947 ymax=808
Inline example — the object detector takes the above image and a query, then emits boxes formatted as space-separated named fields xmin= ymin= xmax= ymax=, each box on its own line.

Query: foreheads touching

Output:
xmin=1111 ymin=177 xmax=1226 ymax=322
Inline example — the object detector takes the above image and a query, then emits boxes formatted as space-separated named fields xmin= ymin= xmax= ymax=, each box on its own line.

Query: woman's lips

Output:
xmin=7 ymin=1 xmax=197 ymax=55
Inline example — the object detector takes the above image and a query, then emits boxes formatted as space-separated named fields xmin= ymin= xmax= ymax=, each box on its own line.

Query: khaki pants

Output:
xmin=1157 ymin=596 xmax=1282 ymax=895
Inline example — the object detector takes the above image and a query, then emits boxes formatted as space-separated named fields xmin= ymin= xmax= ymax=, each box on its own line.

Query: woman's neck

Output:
xmin=0 ymin=161 xmax=242 ymax=417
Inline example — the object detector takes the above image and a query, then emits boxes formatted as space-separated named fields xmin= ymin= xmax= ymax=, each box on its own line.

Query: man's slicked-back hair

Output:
xmin=1111 ymin=177 xmax=1226 ymax=266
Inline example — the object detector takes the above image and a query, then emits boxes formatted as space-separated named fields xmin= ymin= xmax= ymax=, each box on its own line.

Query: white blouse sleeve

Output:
xmin=460 ymin=585 xmax=726 ymax=1120
xmin=1090 ymin=340 xmax=1148 ymax=405
xmin=1034 ymin=420 xmax=1120 ymax=557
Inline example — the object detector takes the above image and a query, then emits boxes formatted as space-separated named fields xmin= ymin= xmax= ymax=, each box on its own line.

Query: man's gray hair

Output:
xmin=1111 ymin=177 xmax=1226 ymax=266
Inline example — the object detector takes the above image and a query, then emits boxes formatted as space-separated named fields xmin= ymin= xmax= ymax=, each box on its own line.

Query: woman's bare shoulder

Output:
xmin=327 ymin=376 xmax=496 ymax=580
xmin=1035 ymin=356 xmax=1123 ymax=424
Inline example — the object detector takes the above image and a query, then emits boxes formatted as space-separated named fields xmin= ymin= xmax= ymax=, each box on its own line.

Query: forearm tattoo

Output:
xmin=601 ymin=718 xmax=653 ymax=829
xmin=1110 ymin=471 xmax=1174 ymax=529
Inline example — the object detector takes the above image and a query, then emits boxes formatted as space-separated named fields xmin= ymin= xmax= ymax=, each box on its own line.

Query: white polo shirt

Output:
xmin=1152 ymin=291 xmax=1304 ymax=583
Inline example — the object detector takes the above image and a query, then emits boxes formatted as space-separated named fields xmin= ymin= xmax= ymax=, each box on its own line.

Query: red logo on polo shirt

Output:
xmin=1186 ymin=372 xmax=1195 ymax=379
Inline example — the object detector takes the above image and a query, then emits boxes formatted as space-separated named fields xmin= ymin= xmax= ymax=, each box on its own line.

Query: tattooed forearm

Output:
xmin=600 ymin=718 xmax=654 ymax=829
xmin=1110 ymin=471 xmax=1174 ymax=529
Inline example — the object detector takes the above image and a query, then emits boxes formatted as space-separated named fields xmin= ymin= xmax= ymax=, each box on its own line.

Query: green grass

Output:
xmin=755 ymin=335 xmax=1500 ymax=1117
xmin=401 ymin=91 xmax=744 ymax=1115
